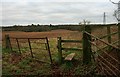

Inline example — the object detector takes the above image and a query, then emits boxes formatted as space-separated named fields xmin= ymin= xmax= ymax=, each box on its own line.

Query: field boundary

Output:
xmin=57 ymin=37 xmax=82 ymax=64
xmin=5 ymin=35 xmax=53 ymax=64
xmin=83 ymin=24 xmax=120 ymax=75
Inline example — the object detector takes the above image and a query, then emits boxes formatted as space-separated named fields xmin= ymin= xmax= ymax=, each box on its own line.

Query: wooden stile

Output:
xmin=65 ymin=53 xmax=75 ymax=61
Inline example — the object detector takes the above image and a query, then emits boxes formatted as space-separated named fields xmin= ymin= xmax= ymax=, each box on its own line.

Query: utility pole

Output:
xmin=103 ymin=12 xmax=106 ymax=24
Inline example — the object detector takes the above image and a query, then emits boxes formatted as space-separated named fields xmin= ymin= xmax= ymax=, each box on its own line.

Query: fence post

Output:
xmin=118 ymin=23 xmax=120 ymax=48
xmin=107 ymin=26 xmax=112 ymax=51
xmin=28 ymin=38 xmax=34 ymax=58
xmin=5 ymin=34 xmax=12 ymax=51
xmin=57 ymin=37 xmax=62 ymax=64
xmin=16 ymin=38 xmax=21 ymax=54
xmin=117 ymin=23 xmax=120 ymax=70
xmin=83 ymin=25 xmax=92 ymax=64
xmin=45 ymin=37 xmax=53 ymax=65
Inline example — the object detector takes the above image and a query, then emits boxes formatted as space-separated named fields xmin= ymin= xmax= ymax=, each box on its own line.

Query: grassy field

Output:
xmin=2 ymin=29 xmax=85 ymax=76
xmin=2 ymin=25 xmax=118 ymax=76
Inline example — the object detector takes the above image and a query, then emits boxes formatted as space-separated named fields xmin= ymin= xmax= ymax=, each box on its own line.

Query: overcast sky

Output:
xmin=1 ymin=0 xmax=119 ymax=26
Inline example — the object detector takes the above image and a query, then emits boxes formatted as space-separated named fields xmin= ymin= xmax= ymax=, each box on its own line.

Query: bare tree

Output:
xmin=110 ymin=0 xmax=120 ymax=22
xmin=79 ymin=19 xmax=91 ymax=25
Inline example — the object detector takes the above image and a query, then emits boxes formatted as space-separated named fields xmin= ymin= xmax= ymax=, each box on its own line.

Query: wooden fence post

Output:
xmin=107 ymin=26 xmax=112 ymax=51
xmin=118 ymin=23 xmax=120 ymax=48
xmin=5 ymin=34 xmax=12 ymax=51
xmin=57 ymin=37 xmax=62 ymax=64
xmin=46 ymin=37 xmax=53 ymax=65
xmin=117 ymin=23 xmax=120 ymax=70
xmin=28 ymin=38 xmax=34 ymax=58
xmin=83 ymin=25 xmax=92 ymax=64
xmin=16 ymin=38 xmax=21 ymax=54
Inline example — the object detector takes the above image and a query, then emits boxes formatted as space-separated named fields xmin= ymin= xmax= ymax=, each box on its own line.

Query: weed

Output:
xmin=16 ymin=69 xmax=22 ymax=74
xmin=18 ymin=58 xmax=31 ymax=68
xmin=2 ymin=48 xmax=11 ymax=53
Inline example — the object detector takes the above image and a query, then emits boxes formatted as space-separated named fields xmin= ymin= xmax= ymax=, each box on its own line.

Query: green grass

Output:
xmin=2 ymin=38 xmax=56 ymax=75
xmin=2 ymin=38 xmax=97 ymax=76
xmin=2 ymin=53 xmax=52 ymax=75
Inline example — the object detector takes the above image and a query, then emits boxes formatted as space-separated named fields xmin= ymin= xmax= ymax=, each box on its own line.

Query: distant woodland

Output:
xmin=2 ymin=24 xmax=116 ymax=32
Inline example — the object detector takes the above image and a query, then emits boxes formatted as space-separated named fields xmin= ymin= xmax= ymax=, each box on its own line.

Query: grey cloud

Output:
xmin=2 ymin=2 xmax=117 ymax=26
xmin=2 ymin=0 xmax=118 ymax=2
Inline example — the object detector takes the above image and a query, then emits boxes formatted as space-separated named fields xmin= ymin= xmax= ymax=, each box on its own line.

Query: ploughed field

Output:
xmin=2 ymin=26 xmax=119 ymax=76
xmin=2 ymin=29 xmax=81 ymax=39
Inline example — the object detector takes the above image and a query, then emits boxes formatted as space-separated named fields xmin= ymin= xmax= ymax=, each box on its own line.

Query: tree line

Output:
xmin=2 ymin=24 xmax=84 ymax=32
xmin=2 ymin=23 xmax=116 ymax=32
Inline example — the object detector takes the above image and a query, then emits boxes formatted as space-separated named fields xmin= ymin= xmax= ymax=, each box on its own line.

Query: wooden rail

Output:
xmin=84 ymin=31 xmax=120 ymax=50
xmin=10 ymin=37 xmax=47 ymax=39
xmin=6 ymin=35 xmax=53 ymax=64
xmin=100 ymin=32 xmax=118 ymax=39
xmin=91 ymin=42 xmax=120 ymax=75
xmin=86 ymin=32 xmax=120 ymax=75
xmin=97 ymin=40 xmax=119 ymax=52
xmin=83 ymin=24 xmax=120 ymax=75
xmin=62 ymin=48 xmax=82 ymax=51
xmin=61 ymin=40 xmax=82 ymax=43
xmin=90 ymin=41 xmax=120 ymax=64
xmin=98 ymin=55 xmax=120 ymax=73
xmin=97 ymin=58 xmax=118 ymax=76
xmin=98 ymin=25 xmax=119 ymax=51
xmin=57 ymin=37 xmax=82 ymax=64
